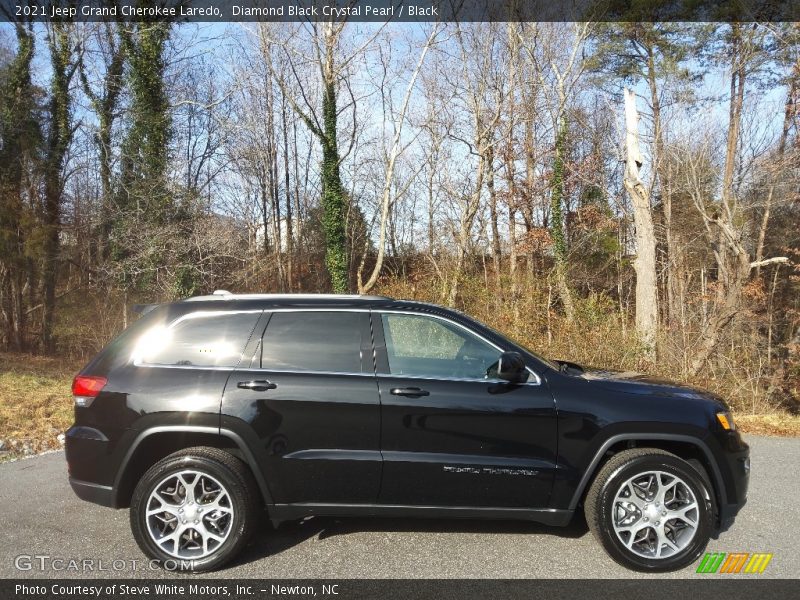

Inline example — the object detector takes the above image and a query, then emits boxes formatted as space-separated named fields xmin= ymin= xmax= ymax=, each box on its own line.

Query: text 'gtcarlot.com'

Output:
xmin=14 ymin=554 xmax=193 ymax=572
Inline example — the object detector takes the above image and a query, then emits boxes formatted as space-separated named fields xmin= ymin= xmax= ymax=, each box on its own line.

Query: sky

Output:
xmin=0 ymin=20 xmax=792 ymax=247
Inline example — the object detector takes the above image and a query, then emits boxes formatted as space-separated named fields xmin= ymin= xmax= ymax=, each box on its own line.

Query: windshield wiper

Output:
xmin=558 ymin=360 xmax=584 ymax=375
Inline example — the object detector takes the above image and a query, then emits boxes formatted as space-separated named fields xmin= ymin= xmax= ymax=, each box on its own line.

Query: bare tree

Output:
xmin=623 ymin=89 xmax=658 ymax=358
xmin=518 ymin=22 xmax=592 ymax=321
xmin=357 ymin=25 xmax=440 ymax=293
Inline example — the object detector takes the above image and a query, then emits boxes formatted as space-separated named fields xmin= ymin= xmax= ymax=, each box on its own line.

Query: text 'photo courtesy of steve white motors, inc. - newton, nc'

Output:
xmin=14 ymin=1 xmax=439 ymax=19
xmin=14 ymin=583 xmax=340 ymax=598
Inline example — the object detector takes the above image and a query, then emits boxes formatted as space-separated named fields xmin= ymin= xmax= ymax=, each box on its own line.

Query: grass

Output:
xmin=733 ymin=413 xmax=800 ymax=437
xmin=0 ymin=349 xmax=797 ymax=463
xmin=0 ymin=352 xmax=81 ymax=459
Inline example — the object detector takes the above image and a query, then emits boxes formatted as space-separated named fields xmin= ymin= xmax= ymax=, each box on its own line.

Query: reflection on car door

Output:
xmin=222 ymin=310 xmax=381 ymax=504
xmin=373 ymin=311 xmax=557 ymax=508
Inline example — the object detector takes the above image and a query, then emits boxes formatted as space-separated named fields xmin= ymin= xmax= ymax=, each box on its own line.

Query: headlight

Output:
xmin=716 ymin=411 xmax=735 ymax=431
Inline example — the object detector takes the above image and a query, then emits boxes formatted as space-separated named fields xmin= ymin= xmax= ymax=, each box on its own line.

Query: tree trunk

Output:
xmin=486 ymin=145 xmax=502 ymax=290
xmin=281 ymin=95 xmax=294 ymax=291
xmin=320 ymin=80 xmax=349 ymax=292
xmin=687 ymin=25 xmax=750 ymax=375
xmin=688 ymin=252 xmax=750 ymax=374
xmin=756 ymin=59 xmax=795 ymax=277
xmin=623 ymin=88 xmax=658 ymax=358
xmin=358 ymin=29 xmax=434 ymax=294
xmin=42 ymin=23 xmax=74 ymax=353
xmin=449 ymin=151 xmax=486 ymax=305
xmin=550 ymin=116 xmax=575 ymax=321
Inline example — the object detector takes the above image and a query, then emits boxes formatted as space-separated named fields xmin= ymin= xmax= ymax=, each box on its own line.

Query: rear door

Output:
xmin=221 ymin=309 xmax=381 ymax=505
xmin=373 ymin=311 xmax=557 ymax=508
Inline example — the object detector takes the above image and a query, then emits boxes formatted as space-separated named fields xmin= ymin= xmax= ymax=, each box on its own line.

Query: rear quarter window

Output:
xmin=138 ymin=311 xmax=261 ymax=368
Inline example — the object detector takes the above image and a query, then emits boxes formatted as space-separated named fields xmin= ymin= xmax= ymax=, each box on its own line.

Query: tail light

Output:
xmin=72 ymin=375 xmax=107 ymax=408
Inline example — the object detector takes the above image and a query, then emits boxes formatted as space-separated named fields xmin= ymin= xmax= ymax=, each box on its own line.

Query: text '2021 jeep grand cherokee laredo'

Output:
xmin=66 ymin=292 xmax=749 ymax=572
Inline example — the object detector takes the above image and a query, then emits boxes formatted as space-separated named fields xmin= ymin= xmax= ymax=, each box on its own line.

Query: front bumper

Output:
xmin=715 ymin=433 xmax=750 ymax=530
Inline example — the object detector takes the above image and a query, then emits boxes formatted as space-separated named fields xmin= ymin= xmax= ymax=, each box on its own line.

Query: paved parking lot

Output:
xmin=1 ymin=436 xmax=796 ymax=579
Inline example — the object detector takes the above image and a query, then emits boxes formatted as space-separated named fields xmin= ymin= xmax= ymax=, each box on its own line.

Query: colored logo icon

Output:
xmin=696 ymin=552 xmax=773 ymax=574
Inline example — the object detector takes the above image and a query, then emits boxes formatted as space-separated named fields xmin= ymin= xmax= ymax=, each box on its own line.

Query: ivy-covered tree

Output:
xmin=41 ymin=22 xmax=78 ymax=352
xmin=79 ymin=23 xmax=126 ymax=260
xmin=115 ymin=21 xmax=196 ymax=297
xmin=269 ymin=22 xmax=353 ymax=293
xmin=550 ymin=116 xmax=568 ymax=292
xmin=0 ymin=24 xmax=41 ymax=351
xmin=318 ymin=61 xmax=349 ymax=293
xmin=117 ymin=21 xmax=171 ymax=221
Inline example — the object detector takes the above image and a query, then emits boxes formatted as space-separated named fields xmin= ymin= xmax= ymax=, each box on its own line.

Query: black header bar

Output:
xmin=0 ymin=0 xmax=798 ymax=23
xmin=3 ymin=579 xmax=799 ymax=600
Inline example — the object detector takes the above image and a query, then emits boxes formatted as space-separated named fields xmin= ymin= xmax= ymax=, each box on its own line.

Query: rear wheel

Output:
xmin=585 ymin=448 xmax=713 ymax=572
xmin=130 ymin=447 xmax=260 ymax=572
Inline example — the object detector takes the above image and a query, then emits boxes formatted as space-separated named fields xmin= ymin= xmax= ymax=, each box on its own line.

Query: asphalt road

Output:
xmin=0 ymin=436 xmax=797 ymax=579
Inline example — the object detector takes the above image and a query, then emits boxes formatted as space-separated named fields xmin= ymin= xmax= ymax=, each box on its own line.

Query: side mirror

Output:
xmin=496 ymin=351 xmax=527 ymax=383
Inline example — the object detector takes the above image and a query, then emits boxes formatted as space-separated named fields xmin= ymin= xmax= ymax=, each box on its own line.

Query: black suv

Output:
xmin=66 ymin=292 xmax=749 ymax=572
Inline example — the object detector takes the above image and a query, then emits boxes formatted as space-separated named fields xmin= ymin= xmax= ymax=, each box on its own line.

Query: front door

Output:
xmin=373 ymin=311 xmax=557 ymax=508
xmin=222 ymin=309 xmax=381 ymax=505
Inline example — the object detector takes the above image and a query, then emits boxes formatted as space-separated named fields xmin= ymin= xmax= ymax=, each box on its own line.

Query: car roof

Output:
xmin=179 ymin=290 xmax=396 ymax=309
xmin=174 ymin=290 xmax=477 ymax=316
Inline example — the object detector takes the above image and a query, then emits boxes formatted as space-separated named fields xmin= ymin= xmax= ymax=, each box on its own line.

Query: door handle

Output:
xmin=390 ymin=387 xmax=430 ymax=397
xmin=237 ymin=380 xmax=277 ymax=391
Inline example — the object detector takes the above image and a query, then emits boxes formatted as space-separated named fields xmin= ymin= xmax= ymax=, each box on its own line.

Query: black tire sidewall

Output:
xmin=130 ymin=454 xmax=251 ymax=572
xmin=595 ymin=455 xmax=713 ymax=572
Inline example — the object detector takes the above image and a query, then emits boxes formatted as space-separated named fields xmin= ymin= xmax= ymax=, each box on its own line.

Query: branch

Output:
xmin=357 ymin=24 xmax=439 ymax=293
xmin=749 ymin=256 xmax=789 ymax=269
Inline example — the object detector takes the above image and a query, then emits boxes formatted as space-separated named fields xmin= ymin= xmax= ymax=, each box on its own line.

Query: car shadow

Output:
xmin=228 ymin=512 xmax=590 ymax=568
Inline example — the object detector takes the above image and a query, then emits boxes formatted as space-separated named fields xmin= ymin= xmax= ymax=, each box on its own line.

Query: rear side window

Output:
xmin=139 ymin=312 xmax=260 ymax=368
xmin=260 ymin=311 xmax=365 ymax=374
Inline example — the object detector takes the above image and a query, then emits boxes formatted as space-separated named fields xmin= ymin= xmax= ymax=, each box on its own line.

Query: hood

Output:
xmin=573 ymin=365 xmax=725 ymax=404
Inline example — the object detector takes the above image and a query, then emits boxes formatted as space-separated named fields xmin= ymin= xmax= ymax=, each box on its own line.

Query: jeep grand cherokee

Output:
xmin=66 ymin=292 xmax=749 ymax=572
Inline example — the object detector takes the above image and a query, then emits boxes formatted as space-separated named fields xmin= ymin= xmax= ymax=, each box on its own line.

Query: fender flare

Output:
xmin=113 ymin=425 xmax=274 ymax=506
xmin=567 ymin=433 xmax=725 ymax=510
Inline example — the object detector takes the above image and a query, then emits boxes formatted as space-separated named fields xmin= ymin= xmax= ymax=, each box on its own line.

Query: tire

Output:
xmin=130 ymin=446 xmax=260 ymax=572
xmin=584 ymin=448 xmax=713 ymax=572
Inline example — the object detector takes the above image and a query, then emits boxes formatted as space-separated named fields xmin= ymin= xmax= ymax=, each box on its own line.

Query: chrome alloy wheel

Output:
xmin=611 ymin=470 xmax=699 ymax=559
xmin=145 ymin=470 xmax=234 ymax=559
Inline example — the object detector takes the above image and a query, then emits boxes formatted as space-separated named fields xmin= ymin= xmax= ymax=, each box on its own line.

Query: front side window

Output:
xmin=380 ymin=313 xmax=505 ymax=380
xmin=260 ymin=311 xmax=365 ymax=374
xmin=138 ymin=312 xmax=260 ymax=368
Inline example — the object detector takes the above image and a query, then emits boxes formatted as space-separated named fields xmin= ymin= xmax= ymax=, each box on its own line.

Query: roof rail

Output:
xmin=184 ymin=292 xmax=393 ymax=302
xmin=131 ymin=303 xmax=160 ymax=315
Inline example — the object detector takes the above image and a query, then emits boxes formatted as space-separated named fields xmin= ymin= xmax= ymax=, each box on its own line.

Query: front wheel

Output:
xmin=584 ymin=448 xmax=714 ymax=572
xmin=130 ymin=447 xmax=260 ymax=572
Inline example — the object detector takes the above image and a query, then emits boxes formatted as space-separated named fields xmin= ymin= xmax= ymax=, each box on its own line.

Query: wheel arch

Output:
xmin=113 ymin=426 xmax=273 ymax=509
xmin=569 ymin=434 xmax=724 ymax=515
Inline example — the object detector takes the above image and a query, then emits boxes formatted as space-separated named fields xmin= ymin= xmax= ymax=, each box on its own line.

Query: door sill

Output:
xmin=269 ymin=502 xmax=573 ymax=527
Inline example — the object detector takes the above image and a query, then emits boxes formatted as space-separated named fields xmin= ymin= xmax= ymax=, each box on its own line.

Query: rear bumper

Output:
xmin=69 ymin=478 xmax=117 ymax=508
xmin=65 ymin=425 xmax=119 ymax=508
